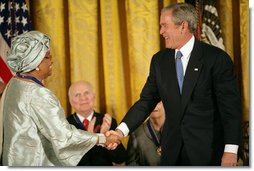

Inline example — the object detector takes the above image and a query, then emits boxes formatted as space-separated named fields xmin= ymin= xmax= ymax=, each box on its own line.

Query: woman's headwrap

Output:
xmin=6 ymin=31 xmax=50 ymax=73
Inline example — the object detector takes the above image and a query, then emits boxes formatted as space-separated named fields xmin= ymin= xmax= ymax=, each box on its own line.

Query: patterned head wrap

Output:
xmin=6 ymin=31 xmax=50 ymax=73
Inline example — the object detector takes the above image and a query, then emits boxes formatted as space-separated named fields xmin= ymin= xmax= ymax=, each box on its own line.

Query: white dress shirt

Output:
xmin=76 ymin=112 xmax=94 ymax=122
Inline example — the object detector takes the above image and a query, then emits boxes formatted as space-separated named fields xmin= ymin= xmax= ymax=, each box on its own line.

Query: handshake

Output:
xmin=89 ymin=113 xmax=124 ymax=150
xmin=104 ymin=129 xmax=124 ymax=150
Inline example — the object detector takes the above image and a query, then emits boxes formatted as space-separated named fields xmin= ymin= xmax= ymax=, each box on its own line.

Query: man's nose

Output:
xmin=81 ymin=94 xmax=89 ymax=99
xmin=159 ymin=27 xmax=164 ymax=35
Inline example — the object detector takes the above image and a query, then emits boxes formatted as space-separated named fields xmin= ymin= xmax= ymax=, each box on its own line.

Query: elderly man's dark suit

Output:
xmin=67 ymin=112 xmax=127 ymax=166
xmin=121 ymin=39 xmax=242 ymax=166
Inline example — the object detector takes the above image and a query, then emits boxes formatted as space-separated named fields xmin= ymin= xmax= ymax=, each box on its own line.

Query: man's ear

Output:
xmin=181 ymin=21 xmax=189 ymax=33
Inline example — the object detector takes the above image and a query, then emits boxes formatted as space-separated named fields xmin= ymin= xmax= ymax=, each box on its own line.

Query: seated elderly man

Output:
xmin=67 ymin=80 xmax=127 ymax=166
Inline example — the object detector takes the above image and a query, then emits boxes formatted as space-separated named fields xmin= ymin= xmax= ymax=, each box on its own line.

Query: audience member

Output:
xmin=127 ymin=101 xmax=165 ymax=166
xmin=67 ymin=80 xmax=127 ymax=166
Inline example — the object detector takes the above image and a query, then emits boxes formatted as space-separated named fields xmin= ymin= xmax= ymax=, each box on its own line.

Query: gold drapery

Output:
xmin=218 ymin=0 xmax=249 ymax=121
xmin=28 ymin=0 xmax=249 ymax=126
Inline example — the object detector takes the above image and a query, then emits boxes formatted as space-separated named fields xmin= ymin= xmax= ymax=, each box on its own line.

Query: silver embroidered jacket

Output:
xmin=1 ymin=78 xmax=98 ymax=166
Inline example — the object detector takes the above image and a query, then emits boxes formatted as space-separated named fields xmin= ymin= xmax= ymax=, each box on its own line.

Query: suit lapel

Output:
xmin=161 ymin=49 xmax=182 ymax=103
xmin=181 ymin=40 xmax=203 ymax=114
xmin=157 ymin=49 xmax=183 ymax=124
xmin=93 ymin=112 xmax=101 ymax=126
xmin=73 ymin=113 xmax=85 ymax=129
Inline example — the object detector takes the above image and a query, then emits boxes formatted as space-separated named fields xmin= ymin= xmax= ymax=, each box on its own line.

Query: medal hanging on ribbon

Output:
xmin=156 ymin=146 xmax=162 ymax=156
xmin=147 ymin=120 xmax=162 ymax=156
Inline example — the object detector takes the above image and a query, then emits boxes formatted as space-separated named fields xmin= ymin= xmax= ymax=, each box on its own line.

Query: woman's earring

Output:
xmin=35 ymin=67 xmax=40 ymax=71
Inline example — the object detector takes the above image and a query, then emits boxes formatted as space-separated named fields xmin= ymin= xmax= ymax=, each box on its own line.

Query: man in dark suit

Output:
xmin=112 ymin=3 xmax=242 ymax=166
xmin=67 ymin=80 xmax=127 ymax=166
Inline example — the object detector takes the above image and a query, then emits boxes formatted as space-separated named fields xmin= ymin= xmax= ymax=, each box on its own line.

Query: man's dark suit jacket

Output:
xmin=67 ymin=112 xmax=127 ymax=166
xmin=121 ymin=39 xmax=242 ymax=166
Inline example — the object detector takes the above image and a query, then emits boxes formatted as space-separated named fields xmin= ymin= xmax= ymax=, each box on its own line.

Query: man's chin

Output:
xmin=165 ymin=42 xmax=172 ymax=48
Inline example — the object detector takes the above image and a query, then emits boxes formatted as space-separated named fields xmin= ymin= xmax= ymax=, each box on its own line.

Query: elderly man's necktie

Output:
xmin=175 ymin=51 xmax=184 ymax=94
xmin=83 ymin=119 xmax=89 ymax=130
